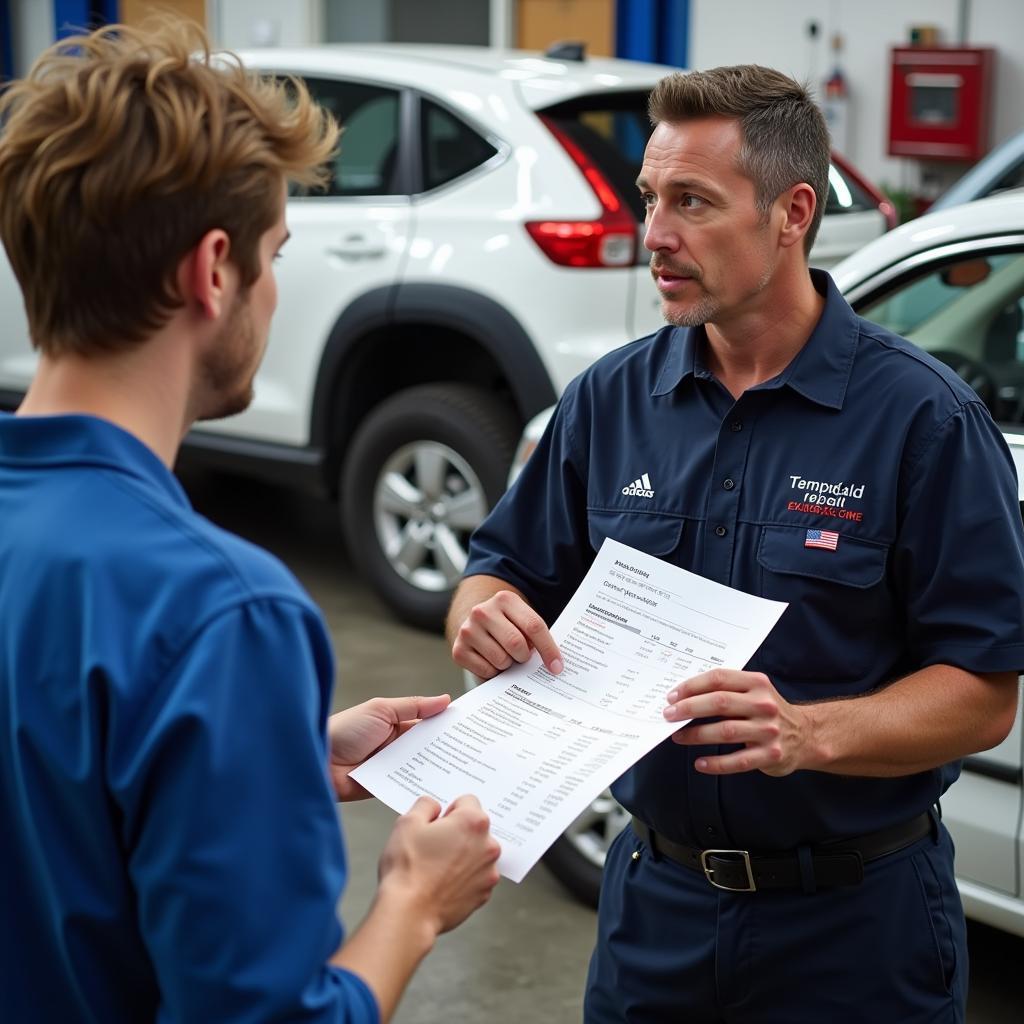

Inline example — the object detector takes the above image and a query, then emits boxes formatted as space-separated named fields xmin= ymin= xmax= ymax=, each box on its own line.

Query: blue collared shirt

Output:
xmin=467 ymin=271 xmax=1024 ymax=849
xmin=0 ymin=414 xmax=378 ymax=1023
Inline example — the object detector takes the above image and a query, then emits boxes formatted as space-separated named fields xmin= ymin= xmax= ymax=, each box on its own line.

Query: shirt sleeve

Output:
xmin=115 ymin=596 xmax=379 ymax=1024
xmin=894 ymin=399 xmax=1024 ymax=673
xmin=465 ymin=380 xmax=592 ymax=623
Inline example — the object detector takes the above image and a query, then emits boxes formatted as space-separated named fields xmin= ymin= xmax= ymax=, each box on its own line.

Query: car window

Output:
xmin=987 ymin=157 xmax=1024 ymax=198
xmin=857 ymin=251 xmax=1024 ymax=423
xmin=540 ymin=92 xmax=653 ymax=221
xmin=295 ymin=78 xmax=401 ymax=197
xmin=420 ymin=100 xmax=497 ymax=191
xmin=824 ymin=162 xmax=876 ymax=215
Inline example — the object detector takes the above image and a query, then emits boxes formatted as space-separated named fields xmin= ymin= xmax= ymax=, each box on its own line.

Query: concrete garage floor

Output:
xmin=180 ymin=467 xmax=1022 ymax=1024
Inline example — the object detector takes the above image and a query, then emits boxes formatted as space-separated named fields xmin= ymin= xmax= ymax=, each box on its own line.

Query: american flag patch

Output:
xmin=805 ymin=529 xmax=839 ymax=550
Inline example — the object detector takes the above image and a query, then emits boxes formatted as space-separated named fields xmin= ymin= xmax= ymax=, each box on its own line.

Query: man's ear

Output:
xmin=776 ymin=183 xmax=817 ymax=251
xmin=180 ymin=229 xmax=233 ymax=320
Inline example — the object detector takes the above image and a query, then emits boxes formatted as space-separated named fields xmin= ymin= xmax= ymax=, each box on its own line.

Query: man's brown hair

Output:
xmin=0 ymin=19 xmax=339 ymax=355
xmin=648 ymin=65 xmax=831 ymax=255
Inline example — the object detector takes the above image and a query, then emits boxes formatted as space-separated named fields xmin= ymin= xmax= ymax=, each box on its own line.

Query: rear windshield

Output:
xmin=825 ymin=163 xmax=878 ymax=215
xmin=540 ymin=91 xmax=652 ymax=221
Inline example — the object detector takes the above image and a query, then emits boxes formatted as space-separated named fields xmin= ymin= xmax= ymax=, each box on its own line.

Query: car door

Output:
xmin=848 ymin=242 xmax=1024 ymax=922
xmin=193 ymin=76 xmax=414 ymax=448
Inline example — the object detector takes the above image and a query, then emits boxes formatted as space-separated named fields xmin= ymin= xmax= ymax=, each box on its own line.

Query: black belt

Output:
xmin=630 ymin=812 xmax=934 ymax=893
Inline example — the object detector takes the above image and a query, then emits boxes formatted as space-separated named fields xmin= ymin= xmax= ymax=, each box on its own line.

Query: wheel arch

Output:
xmin=309 ymin=284 xmax=557 ymax=487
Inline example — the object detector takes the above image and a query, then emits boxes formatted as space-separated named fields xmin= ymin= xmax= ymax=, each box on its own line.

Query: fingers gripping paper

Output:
xmin=350 ymin=539 xmax=787 ymax=882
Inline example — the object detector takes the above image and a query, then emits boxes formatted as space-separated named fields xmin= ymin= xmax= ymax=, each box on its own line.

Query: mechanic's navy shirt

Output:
xmin=0 ymin=414 xmax=378 ymax=1023
xmin=467 ymin=271 xmax=1024 ymax=851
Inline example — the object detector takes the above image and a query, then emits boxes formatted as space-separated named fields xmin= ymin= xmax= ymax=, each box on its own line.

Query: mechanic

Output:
xmin=0 ymin=21 xmax=499 ymax=1023
xmin=448 ymin=65 xmax=1024 ymax=1022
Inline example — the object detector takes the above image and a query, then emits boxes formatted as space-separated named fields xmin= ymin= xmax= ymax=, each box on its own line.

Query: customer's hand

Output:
xmin=378 ymin=795 xmax=502 ymax=935
xmin=451 ymin=590 xmax=562 ymax=679
xmin=327 ymin=695 xmax=451 ymax=800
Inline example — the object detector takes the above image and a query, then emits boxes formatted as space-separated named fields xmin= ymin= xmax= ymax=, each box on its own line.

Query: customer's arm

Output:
xmin=324 ymin=696 xmax=501 ymax=1019
xmin=332 ymin=795 xmax=500 ymax=1021
xmin=125 ymin=599 xmax=498 ymax=1024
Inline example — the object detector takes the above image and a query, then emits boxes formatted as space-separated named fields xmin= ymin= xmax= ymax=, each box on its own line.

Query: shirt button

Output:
xmin=723 ymin=478 xmax=735 ymax=490
xmin=714 ymin=525 xmax=727 ymax=537
xmin=730 ymin=420 xmax=742 ymax=432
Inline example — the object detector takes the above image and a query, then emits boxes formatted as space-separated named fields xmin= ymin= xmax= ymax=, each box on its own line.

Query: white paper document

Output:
xmin=349 ymin=539 xmax=787 ymax=883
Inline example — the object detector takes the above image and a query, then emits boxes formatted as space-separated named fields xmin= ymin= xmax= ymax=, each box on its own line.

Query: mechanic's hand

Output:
xmin=378 ymin=795 xmax=501 ymax=935
xmin=663 ymin=669 xmax=811 ymax=777
xmin=328 ymin=695 xmax=451 ymax=801
xmin=451 ymin=590 xmax=563 ymax=679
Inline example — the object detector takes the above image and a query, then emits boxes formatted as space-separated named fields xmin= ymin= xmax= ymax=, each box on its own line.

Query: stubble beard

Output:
xmin=196 ymin=295 xmax=260 ymax=422
xmin=654 ymin=238 xmax=775 ymax=328
xmin=662 ymin=292 xmax=719 ymax=327
xmin=652 ymin=259 xmax=719 ymax=327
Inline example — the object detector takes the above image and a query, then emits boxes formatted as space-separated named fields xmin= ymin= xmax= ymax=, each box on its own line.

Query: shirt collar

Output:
xmin=0 ymin=412 xmax=191 ymax=508
xmin=651 ymin=269 xmax=859 ymax=410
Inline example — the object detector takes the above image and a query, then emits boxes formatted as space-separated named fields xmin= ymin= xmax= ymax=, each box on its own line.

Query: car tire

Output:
xmin=341 ymin=383 xmax=519 ymax=630
xmin=541 ymin=789 xmax=631 ymax=908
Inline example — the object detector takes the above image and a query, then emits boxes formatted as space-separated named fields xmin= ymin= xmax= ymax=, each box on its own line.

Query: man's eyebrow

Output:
xmin=634 ymin=177 xmax=724 ymax=200
xmin=636 ymin=177 xmax=718 ymax=194
xmin=277 ymin=229 xmax=291 ymax=248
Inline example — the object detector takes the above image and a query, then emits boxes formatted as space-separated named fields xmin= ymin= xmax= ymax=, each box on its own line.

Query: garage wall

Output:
xmin=210 ymin=0 xmax=321 ymax=48
xmin=9 ymin=0 xmax=53 ymax=76
xmin=6 ymin=0 xmax=1022 ymax=204
xmin=969 ymin=1 xmax=1024 ymax=156
xmin=689 ymin=0 xmax=1024 ymax=198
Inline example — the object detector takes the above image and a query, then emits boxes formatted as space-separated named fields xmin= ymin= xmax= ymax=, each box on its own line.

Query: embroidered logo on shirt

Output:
xmin=804 ymin=529 xmax=839 ymax=550
xmin=786 ymin=474 xmax=867 ymax=523
xmin=622 ymin=472 xmax=655 ymax=498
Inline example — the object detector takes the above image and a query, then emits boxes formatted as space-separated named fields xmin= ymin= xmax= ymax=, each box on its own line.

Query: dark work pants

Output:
xmin=583 ymin=823 xmax=967 ymax=1023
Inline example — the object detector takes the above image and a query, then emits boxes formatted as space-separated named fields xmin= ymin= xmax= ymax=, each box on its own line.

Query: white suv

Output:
xmin=0 ymin=44 xmax=888 ymax=628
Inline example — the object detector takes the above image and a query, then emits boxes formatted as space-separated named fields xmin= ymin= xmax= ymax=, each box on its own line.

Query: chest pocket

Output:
xmin=757 ymin=525 xmax=887 ymax=588
xmin=587 ymin=508 xmax=684 ymax=558
xmin=757 ymin=524 xmax=890 ymax=683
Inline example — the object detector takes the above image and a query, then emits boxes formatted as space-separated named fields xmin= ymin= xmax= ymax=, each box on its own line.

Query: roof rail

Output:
xmin=545 ymin=40 xmax=586 ymax=62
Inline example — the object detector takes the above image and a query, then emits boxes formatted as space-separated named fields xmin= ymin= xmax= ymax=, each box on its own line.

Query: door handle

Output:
xmin=327 ymin=234 xmax=386 ymax=260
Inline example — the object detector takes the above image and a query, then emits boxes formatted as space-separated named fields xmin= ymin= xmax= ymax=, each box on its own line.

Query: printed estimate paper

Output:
xmin=350 ymin=539 xmax=788 ymax=883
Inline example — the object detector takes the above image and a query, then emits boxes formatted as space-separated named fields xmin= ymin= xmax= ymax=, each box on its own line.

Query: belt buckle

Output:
xmin=699 ymin=848 xmax=756 ymax=892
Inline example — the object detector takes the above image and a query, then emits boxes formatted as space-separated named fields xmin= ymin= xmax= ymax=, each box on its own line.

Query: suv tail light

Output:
xmin=831 ymin=150 xmax=900 ymax=231
xmin=526 ymin=116 xmax=637 ymax=268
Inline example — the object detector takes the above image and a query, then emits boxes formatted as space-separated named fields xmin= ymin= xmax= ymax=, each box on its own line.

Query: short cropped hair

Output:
xmin=648 ymin=65 xmax=830 ymax=255
xmin=0 ymin=20 xmax=339 ymax=355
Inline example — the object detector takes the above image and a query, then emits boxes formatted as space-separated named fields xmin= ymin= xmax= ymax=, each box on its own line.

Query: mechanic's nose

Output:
xmin=643 ymin=205 xmax=678 ymax=254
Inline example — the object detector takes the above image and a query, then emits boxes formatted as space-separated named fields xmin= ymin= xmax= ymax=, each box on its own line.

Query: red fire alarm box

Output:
xmin=888 ymin=46 xmax=994 ymax=161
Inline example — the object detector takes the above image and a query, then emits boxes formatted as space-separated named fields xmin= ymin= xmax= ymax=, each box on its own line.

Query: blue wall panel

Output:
xmin=658 ymin=0 xmax=688 ymax=68
xmin=616 ymin=0 xmax=689 ymax=68
xmin=54 ymin=0 xmax=118 ymax=39
xmin=1 ymin=0 xmax=13 ymax=78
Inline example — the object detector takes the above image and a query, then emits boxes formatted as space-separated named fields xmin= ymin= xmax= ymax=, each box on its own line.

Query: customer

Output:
xmin=0 ymin=21 xmax=499 ymax=1023
xmin=448 ymin=65 xmax=1024 ymax=1022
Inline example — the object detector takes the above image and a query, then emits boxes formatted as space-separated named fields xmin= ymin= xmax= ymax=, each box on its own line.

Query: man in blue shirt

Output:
xmin=0 ymin=21 xmax=499 ymax=1024
xmin=449 ymin=66 xmax=1024 ymax=1022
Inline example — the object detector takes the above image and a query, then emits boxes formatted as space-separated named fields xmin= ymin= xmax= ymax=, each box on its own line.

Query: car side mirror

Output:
xmin=940 ymin=259 xmax=992 ymax=288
